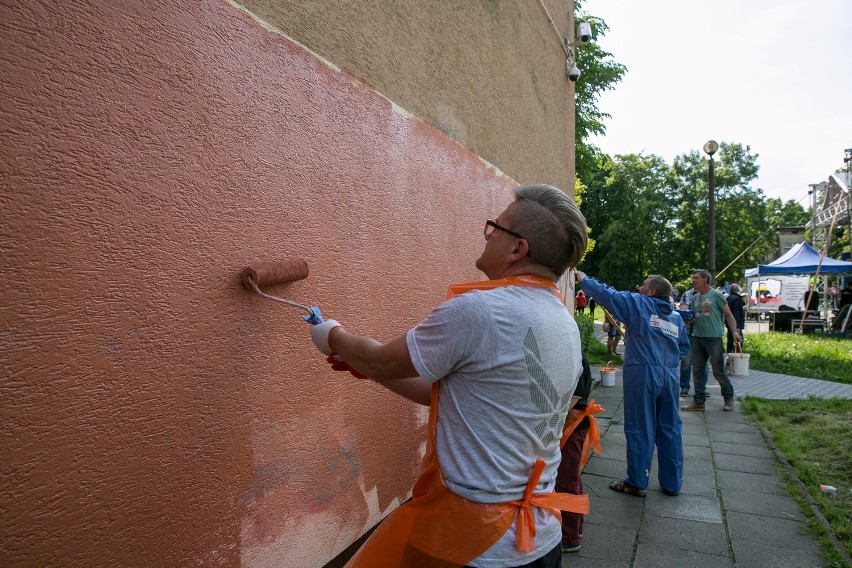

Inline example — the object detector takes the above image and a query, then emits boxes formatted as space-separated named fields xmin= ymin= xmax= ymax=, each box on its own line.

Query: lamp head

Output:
xmin=703 ymin=140 xmax=719 ymax=156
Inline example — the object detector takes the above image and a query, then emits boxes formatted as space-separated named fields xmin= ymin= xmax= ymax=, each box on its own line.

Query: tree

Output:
xmin=588 ymin=154 xmax=675 ymax=289
xmin=766 ymin=197 xmax=809 ymax=228
xmin=573 ymin=4 xmax=627 ymax=185
xmin=669 ymin=142 xmax=771 ymax=284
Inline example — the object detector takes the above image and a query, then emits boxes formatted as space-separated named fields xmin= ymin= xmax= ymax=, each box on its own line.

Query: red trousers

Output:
xmin=555 ymin=421 xmax=590 ymax=545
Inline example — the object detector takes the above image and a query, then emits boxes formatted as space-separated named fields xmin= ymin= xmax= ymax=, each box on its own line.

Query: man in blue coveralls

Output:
xmin=576 ymin=271 xmax=690 ymax=497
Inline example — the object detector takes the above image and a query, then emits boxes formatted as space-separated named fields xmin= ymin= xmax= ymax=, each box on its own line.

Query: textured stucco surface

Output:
xmin=238 ymin=0 xmax=577 ymax=190
xmin=1 ymin=1 xmax=574 ymax=567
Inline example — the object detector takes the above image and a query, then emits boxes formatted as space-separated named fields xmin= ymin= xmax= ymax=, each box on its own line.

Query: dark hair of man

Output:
xmin=646 ymin=274 xmax=673 ymax=297
xmin=509 ymin=184 xmax=588 ymax=275
xmin=693 ymin=269 xmax=713 ymax=285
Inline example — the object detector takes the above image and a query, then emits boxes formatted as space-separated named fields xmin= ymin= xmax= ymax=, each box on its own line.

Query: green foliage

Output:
xmin=574 ymin=312 xmax=595 ymax=355
xmin=746 ymin=332 xmax=852 ymax=384
xmin=742 ymin=397 xmax=852 ymax=561
xmin=574 ymin=311 xmax=623 ymax=365
xmin=669 ymin=142 xmax=771 ymax=283
xmin=574 ymin=178 xmax=596 ymax=262
xmin=577 ymin=142 xmax=802 ymax=287
xmin=593 ymin=153 xmax=676 ymax=289
xmin=585 ymin=337 xmax=621 ymax=366
xmin=573 ymin=2 xmax=627 ymax=186
xmin=766 ymin=197 xmax=809 ymax=227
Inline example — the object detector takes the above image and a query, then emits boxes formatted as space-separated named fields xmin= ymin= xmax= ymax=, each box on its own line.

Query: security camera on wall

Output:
xmin=567 ymin=60 xmax=581 ymax=82
xmin=577 ymin=22 xmax=592 ymax=44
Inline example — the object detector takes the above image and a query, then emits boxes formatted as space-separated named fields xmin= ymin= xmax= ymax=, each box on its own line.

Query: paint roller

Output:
xmin=240 ymin=260 xmax=323 ymax=324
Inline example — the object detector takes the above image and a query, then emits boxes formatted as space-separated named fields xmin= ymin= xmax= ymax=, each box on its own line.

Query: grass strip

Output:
xmin=742 ymin=397 xmax=852 ymax=567
xmin=745 ymin=332 xmax=852 ymax=384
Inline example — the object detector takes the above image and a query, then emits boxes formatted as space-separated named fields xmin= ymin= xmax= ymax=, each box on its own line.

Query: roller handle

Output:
xmin=240 ymin=259 xmax=322 ymax=323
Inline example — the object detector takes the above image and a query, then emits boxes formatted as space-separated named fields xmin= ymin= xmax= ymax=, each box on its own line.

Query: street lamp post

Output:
xmin=703 ymin=140 xmax=719 ymax=275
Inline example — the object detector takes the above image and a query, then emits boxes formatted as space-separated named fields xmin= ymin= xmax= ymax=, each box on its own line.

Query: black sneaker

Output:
xmin=561 ymin=542 xmax=581 ymax=553
xmin=680 ymin=389 xmax=689 ymax=398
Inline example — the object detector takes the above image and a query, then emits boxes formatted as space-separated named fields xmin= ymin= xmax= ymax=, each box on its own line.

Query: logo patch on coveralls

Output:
xmin=649 ymin=315 xmax=679 ymax=338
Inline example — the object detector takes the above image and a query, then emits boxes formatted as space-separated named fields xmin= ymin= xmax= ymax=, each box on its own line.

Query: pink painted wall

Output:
xmin=1 ymin=1 xmax=522 ymax=566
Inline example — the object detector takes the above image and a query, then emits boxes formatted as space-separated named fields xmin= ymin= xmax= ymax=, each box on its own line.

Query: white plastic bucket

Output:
xmin=600 ymin=361 xmax=616 ymax=387
xmin=729 ymin=353 xmax=750 ymax=376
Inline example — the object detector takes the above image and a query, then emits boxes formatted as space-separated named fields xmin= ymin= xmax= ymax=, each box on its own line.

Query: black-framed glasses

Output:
xmin=484 ymin=219 xmax=525 ymax=241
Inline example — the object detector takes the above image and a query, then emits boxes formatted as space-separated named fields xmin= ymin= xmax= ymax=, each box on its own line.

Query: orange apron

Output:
xmin=559 ymin=400 xmax=604 ymax=469
xmin=345 ymin=276 xmax=590 ymax=567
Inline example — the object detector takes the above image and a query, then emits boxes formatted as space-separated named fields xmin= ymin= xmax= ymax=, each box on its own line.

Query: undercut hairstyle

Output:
xmin=646 ymin=275 xmax=673 ymax=298
xmin=693 ymin=269 xmax=713 ymax=285
xmin=509 ymin=184 xmax=588 ymax=275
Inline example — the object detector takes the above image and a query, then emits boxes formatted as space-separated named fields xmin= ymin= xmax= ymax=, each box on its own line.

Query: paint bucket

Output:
xmin=729 ymin=353 xmax=750 ymax=376
xmin=600 ymin=361 xmax=616 ymax=387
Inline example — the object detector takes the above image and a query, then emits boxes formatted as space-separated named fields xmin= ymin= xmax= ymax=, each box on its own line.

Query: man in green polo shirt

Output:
xmin=681 ymin=269 xmax=741 ymax=412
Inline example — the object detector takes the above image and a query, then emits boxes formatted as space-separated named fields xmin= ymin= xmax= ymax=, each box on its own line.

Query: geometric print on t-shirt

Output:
xmin=524 ymin=327 xmax=575 ymax=445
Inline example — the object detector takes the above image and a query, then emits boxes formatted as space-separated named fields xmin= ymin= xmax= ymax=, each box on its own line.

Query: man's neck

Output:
xmin=491 ymin=262 xmax=558 ymax=282
xmin=696 ymin=284 xmax=711 ymax=294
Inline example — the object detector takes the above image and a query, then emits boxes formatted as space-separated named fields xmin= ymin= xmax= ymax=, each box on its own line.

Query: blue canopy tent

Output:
xmin=745 ymin=241 xmax=852 ymax=277
xmin=744 ymin=242 xmax=852 ymax=333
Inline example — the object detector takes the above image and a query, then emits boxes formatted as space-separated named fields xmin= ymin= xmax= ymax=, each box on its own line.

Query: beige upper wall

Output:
xmin=239 ymin=0 xmax=577 ymax=191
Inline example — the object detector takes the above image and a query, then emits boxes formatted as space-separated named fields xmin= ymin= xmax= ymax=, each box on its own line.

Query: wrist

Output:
xmin=311 ymin=319 xmax=342 ymax=355
xmin=327 ymin=325 xmax=343 ymax=352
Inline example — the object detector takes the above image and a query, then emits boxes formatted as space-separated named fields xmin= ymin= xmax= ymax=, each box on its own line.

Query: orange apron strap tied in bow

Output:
xmin=560 ymin=400 xmax=604 ymax=448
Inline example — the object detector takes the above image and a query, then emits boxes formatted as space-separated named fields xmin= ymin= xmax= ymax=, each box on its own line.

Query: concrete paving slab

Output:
xmin=638 ymin=515 xmax=729 ymax=556
xmin=711 ymin=441 xmax=771 ymax=458
xmin=708 ymin=421 xmax=759 ymax=433
xmin=722 ymin=488 xmax=806 ymax=521
xmin=683 ymin=444 xmax=712 ymax=460
xmin=559 ymin=553 xmax=632 ymax=568
xmin=681 ymin=432 xmax=711 ymax=448
xmin=730 ymin=544 xmax=824 ymax=568
xmin=713 ymin=453 xmax=777 ymax=476
xmin=726 ymin=511 xmax=820 ymax=553
xmin=706 ymin=411 xmax=751 ymax=424
xmin=715 ymin=469 xmax=789 ymax=496
xmin=633 ymin=545 xmax=732 ymax=568
xmin=575 ymin=521 xmax=637 ymax=563
xmin=584 ymin=496 xmax=643 ymax=529
xmin=680 ymin=423 xmax=708 ymax=437
xmin=679 ymin=474 xmax=718 ymax=498
xmin=708 ymin=429 xmax=765 ymax=445
xmin=644 ymin=492 xmax=722 ymax=523
xmin=682 ymin=455 xmax=715 ymax=475
xmin=582 ymin=457 xmax=628 ymax=480
xmin=600 ymin=429 xmax=627 ymax=443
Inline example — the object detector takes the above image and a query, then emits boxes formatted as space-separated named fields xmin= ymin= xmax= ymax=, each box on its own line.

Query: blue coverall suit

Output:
xmin=581 ymin=277 xmax=691 ymax=493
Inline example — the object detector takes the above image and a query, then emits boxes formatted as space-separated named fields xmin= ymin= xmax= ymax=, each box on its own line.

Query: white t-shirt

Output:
xmin=406 ymin=285 xmax=582 ymax=567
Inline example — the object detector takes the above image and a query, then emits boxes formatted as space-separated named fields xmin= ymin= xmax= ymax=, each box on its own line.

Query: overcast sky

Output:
xmin=582 ymin=0 xmax=852 ymax=205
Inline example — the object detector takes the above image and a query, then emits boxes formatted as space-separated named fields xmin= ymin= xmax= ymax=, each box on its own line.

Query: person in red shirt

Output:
xmin=576 ymin=290 xmax=587 ymax=314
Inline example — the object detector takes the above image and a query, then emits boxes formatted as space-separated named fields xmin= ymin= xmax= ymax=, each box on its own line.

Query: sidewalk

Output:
xmin=568 ymin=326 xmax=851 ymax=567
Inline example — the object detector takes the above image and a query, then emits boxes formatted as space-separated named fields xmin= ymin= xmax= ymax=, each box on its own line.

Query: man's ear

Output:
xmin=506 ymin=238 xmax=530 ymax=263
